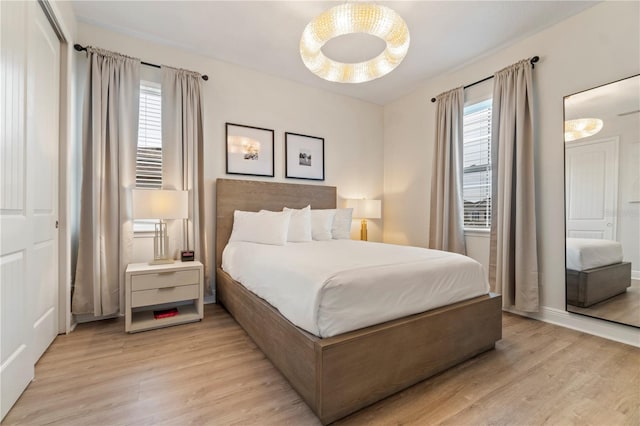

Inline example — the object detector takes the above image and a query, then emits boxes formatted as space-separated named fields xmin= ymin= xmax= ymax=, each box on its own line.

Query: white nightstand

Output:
xmin=125 ymin=260 xmax=204 ymax=333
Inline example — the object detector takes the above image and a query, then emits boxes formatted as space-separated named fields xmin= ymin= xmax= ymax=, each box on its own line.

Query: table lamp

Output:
xmin=347 ymin=198 xmax=381 ymax=241
xmin=132 ymin=189 xmax=188 ymax=264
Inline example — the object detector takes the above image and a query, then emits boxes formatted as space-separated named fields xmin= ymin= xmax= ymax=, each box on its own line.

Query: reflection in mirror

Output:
xmin=564 ymin=74 xmax=640 ymax=328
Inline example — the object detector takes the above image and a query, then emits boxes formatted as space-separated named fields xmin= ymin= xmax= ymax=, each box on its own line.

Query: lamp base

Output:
xmin=360 ymin=219 xmax=368 ymax=241
xmin=149 ymin=258 xmax=175 ymax=265
xmin=151 ymin=221 xmax=174 ymax=264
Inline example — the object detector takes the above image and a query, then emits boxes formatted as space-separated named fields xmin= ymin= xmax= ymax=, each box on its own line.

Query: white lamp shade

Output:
xmin=347 ymin=199 xmax=382 ymax=219
xmin=132 ymin=189 xmax=188 ymax=219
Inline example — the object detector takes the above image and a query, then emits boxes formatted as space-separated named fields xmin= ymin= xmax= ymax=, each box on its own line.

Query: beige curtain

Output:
xmin=489 ymin=59 xmax=539 ymax=312
xmin=429 ymin=87 xmax=466 ymax=255
xmin=72 ymin=48 xmax=140 ymax=316
xmin=161 ymin=66 xmax=210 ymax=295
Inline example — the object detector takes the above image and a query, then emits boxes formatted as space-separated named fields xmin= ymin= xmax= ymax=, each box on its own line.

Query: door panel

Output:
xmin=0 ymin=0 xmax=60 ymax=419
xmin=27 ymin=0 xmax=60 ymax=367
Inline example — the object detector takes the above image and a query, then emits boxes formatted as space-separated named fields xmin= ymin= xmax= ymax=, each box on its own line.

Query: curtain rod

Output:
xmin=73 ymin=44 xmax=209 ymax=81
xmin=430 ymin=56 xmax=539 ymax=103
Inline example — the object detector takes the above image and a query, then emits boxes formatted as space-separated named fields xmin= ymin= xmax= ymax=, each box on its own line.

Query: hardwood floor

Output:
xmin=568 ymin=279 xmax=640 ymax=328
xmin=4 ymin=304 xmax=639 ymax=425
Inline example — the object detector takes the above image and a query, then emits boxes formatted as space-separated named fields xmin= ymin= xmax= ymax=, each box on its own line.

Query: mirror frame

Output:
xmin=563 ymin=73 xmax=640 ymax=329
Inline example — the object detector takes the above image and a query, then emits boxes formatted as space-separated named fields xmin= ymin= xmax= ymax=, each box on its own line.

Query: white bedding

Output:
xmin=222 ymin=240 xmax=489 ymax=338
xmin=566 ymin=238 xmax=623 ymax=271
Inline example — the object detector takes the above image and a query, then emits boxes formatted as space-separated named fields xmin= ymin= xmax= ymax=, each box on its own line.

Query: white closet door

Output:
xmin=1 ymin=1 xmax=60 ymax=419
xmin=566 ymin=138 xmax=619 ymax=240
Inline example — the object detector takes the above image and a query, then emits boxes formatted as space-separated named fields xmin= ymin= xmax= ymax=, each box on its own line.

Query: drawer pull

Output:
xmin=158 ymin=286 xmax=176 ymax=290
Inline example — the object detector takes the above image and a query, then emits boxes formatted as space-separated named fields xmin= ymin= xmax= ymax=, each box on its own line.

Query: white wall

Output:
xmin=383 ymin=2 xmax=639 ymax=343
xmin=76 ymin=22 xmax=385 ymax=295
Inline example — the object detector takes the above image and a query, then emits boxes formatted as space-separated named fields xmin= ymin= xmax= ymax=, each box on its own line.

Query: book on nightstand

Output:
xmin=153 ymin=308 xmax=179 ymax=319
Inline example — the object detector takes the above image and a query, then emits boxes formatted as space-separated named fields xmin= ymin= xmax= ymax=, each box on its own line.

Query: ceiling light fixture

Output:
xmin=300 ymin=3 xmax=410 ymax=84
xmin=564 ymin=118 xmax=604 ymax=142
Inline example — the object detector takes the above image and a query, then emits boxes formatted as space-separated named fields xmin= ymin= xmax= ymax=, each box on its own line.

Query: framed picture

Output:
xmin=285 ymin=132 xmax=325 ymax=181
xmin=226 ymin=123 xmax=274 ymax=177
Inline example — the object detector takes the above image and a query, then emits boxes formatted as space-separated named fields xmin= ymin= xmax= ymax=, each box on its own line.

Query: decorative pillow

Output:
xmin=332 ymin=208 xmax=353 ymax=239
xmin=310 ymin=209 xmax=335 ymax=241
xmin=229 ymin=210 xmax=292 ymax=246
xmin=283 ymin=205 xmax=312 ymax=242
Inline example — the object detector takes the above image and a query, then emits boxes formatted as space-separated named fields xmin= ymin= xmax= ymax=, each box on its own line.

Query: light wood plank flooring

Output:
xmin=568 ymin=279 xmax=640 ymax=328
xmin=4 ymin=304 xmax=639 ymax=425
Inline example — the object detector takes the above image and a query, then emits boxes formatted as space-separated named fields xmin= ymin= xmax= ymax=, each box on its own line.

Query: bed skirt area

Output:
xmin=216 ymin=267 xmax=502 ymax=424
xmin=566 ymin=262 xmax=632 ymax=307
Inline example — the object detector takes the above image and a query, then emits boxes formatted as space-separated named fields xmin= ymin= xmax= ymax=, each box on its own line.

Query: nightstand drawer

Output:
xmin=131 ymin=269 xmax=200 ymax=291
xmin=131 ymin=284 xmax=200 ymax=307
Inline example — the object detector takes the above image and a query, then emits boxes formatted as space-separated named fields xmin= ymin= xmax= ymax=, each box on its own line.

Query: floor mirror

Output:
xmin=564 ymin=74 xmax=640 ymax=328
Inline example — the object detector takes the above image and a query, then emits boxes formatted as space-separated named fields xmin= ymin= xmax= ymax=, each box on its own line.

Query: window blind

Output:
xmin=463 ymin=99 xmax=492 ymax=228
xmin=136 ymin=81 xmax=162 ymax=189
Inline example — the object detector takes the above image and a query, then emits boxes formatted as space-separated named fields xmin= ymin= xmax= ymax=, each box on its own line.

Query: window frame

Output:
xmin=462 ymin=97 xmax=492 ymax=231
xmin=134 ymin=78 xmax=163 ymax=234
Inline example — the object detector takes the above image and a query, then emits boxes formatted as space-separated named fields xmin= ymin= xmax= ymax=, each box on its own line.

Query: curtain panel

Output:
xmin=429 ymin=87 xmax=467 ymax=255
xmin=489 ymin=59 xmax=540 ymax=312
xmin=161 ymin=66 xmax=210 ymax=295
xmin=72 ymin=48 xmax=140 ymax=316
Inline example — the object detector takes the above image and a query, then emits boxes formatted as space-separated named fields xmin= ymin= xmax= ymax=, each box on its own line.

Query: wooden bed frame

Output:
xmin=215 ymin=178 xmax=502 ymax=424
xmin=566 ymin=262 xmax=631 ymax=307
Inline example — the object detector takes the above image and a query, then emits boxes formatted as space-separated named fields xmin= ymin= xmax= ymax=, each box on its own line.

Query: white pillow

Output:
xmin=229 ymin=210 xmax=291 ymax=246
xmin=332 ymin=208 xmax=353 ymax=239
xmin=283 ymin=205 xmax=312 ymax=242
xmin=310 ymin=209 xmax=335 ymax=241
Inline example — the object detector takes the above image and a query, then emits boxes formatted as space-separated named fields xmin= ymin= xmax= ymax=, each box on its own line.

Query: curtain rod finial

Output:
xmin=431 ymin=97 xmax=436 ymax=103
xmin=530 ymin=56 xmax=540 ymax=68
xmin=74 ymin=44 xmax=86 ymax=52
xmin=202 ymin=75 xmax=209 ymax=81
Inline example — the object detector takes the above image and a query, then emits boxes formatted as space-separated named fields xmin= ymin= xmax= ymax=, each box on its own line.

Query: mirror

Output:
xmin=564 ymin=74 xmax=640 ymax=328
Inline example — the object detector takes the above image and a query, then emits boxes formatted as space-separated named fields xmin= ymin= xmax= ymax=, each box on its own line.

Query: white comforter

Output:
xmin=222 ymin=240 xmax=489 ymax=338
xmin=566 ymin=238 xmax=623 ymax=271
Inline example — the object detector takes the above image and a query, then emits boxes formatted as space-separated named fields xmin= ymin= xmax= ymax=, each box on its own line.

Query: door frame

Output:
xmin=37 ymin=0 xmax=75 ymax=334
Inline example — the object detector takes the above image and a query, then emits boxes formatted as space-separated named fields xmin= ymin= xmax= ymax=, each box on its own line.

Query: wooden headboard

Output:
xmin=215 ymin=179 xmax=337 ymax=267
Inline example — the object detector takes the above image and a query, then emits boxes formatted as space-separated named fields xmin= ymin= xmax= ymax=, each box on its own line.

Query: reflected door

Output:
xmin=566 ymin=138 xmax=618 ymax=239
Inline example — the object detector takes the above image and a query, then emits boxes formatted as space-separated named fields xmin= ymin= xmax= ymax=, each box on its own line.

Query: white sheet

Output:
xmin=566 ymin=238 xmax=623 ymax=271
xmin=222 ymin=240 xmax=489 ymax=338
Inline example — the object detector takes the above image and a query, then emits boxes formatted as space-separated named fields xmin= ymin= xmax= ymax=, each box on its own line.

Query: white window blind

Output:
xmin=137 ymin=81 xmax=162 ymax=189
xmin=463 ymin=99 xmax=492 ymax=228
xmin=135 ymin=81 xmax=162 ymax=233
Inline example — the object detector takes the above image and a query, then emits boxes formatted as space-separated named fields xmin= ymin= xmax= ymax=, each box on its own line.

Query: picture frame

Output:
xmin=285 ymin=132 xmax=325 ymax=181
xmin=226 ymin=123 xmax=274 ymax=177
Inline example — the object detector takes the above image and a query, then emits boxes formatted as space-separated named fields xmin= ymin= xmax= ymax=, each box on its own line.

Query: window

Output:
xmin=463 ymin=99 xmax=492 ymax=229
xmin=135 ymin=80 xmax=162 ymax=232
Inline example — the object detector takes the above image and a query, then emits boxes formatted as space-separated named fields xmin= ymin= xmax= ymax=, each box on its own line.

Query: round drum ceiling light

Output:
xmin=564 ymin=118 xmax=604 ymax=142
xmin=300 ymin=3 xmax=410 ymax=84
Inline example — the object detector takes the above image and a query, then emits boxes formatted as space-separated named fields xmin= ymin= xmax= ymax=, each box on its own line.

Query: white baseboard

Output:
xmin=505 ymin=306 xmax=640 ymax=348
xmin=632 ymin=270 xmax=640 ymax=280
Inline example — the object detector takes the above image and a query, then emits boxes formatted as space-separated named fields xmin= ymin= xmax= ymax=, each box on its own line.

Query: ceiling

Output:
xmin=71 ymin=1 xmax=598 ymax=105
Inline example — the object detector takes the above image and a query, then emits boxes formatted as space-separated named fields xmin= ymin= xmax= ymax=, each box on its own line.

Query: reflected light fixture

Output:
xmin=564 ymin=118 xmax=604 ymax=142
xmin=300 ymin=3 xmax=410 ymax=84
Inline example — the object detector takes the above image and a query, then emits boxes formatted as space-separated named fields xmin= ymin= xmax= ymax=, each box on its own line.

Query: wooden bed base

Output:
xmin=217 ymin=268 xmax=501 ymax=424
xmin=215 ymin=178 xmax=503 ymax=424
xmin=567 ymin=262 xmax=631 ymax=307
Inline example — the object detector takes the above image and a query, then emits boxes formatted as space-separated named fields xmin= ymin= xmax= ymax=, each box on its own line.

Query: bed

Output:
xmin=566 ymin=238 xmax=631 ymax=307
xmin=215 ymin=178 xmax=502 ymax=424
